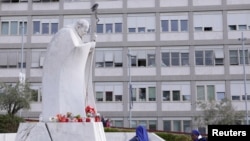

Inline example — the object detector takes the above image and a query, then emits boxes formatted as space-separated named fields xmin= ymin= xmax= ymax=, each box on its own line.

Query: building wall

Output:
xmin=0 ymin=0 xmax=250 ymax=133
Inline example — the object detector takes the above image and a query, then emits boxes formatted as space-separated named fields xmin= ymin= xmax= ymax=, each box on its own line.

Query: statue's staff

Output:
xmin=91 ymin=3 xmax=99 ymax=41
xmin=85 ymin=3 xmax=99 ymax=109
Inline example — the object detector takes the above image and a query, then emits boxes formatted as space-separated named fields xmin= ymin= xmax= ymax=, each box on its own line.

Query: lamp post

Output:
xmin=127 ymin=49 xmax=133 ymax=128
xmin=19 ymin=20 xmax=25 ymax=84
xmin=238 ymin=32 xmax=248 ymax=125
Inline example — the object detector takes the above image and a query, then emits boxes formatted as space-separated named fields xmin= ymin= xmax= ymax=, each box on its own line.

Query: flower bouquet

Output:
xmin=85 ymin=105 xmax=96 ymax=122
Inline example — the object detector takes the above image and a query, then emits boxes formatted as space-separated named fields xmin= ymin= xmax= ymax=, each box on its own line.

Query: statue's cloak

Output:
xmin=41 ymin=25 xmax=96 ymax=121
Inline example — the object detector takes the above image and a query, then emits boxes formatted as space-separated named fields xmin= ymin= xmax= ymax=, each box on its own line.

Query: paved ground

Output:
xmin=1 ymin=132 xmax=165 ymax=141
xmin=105 ymin=132 xmax=165 ymax=141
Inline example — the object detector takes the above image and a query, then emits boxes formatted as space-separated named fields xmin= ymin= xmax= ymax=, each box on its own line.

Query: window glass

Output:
xmin=171 ymin=52 xmax=179 ymax=66
xmin=1 ymin=22 xmax=9 ymax=35
xmin=217 ymin=92 xmax=225 ymax=100
xmin=195 ymin=51 xmax=203 ymax=65
xmin=115 ymin=23 xmax=122 ymax=33
xmin=238 ymin=25 xmax=247 ymax=30
xmin=207 ymin=85 xmax=215 ymax=100
xmin=106 ymin=23 xmax=113 ymax=33
xmin=228 ymin=25 xmax=237 ymax=30
xmin=229 ymin=50 xmax=238 ymax=65
xmin=173 ymin=90 xmax=180 ymax=101
xmin=148 ymin=54 xmax=156 ymax=67
xmin=33 ymin=21 xmax=40 ymax=34
xmin=97 ymin=24 xmax=104 ymax=33
xmin=162 ymin=52 xmax=170 ymax=66
xmin=51 ymin=23 xmax=58 ymax=34
xmin=148 ymin=87 xmax=156 ymax=101
xmin=96 ymin=92 xmax=103 ymax=101
xmin=138 ymin=27 xmax=145 ymax=33
xmin=19 ymin=21 xmax=27 ymax=35
xmin=205 ymin=50 xmax=213 ymax=65
xmin=105 ymin=91 xmax=113 ymax=101
xmin=128 ymin=28 xmax=136 ymax=33
xmin=10 ymin=21 xmax=18 ymax=35
xmin=171 ymin=20 xmax=178 ymax=31
xmin=163 ymin=120 xmax=171 ymax=131
xmin=180 ymin=20 xmax=188 ymax=31
xmin=163 ymin=91 xmax=170 ymax=101
xmin=183 ymin=120 xmax=191 ymax=133
xmin=42 ymin=23 xmax=49 ymax=34
xmin=161 ymin=20 xmax=168 ymax=32
xmin=181 ymin=53 xmax=189 ymax=66
xmin=139 ymin=88 xmax=146 ymax=101
xmin=197 ymin=85 xmax=205 ymax=100
xmin=239 ymin=50 xmax=249 ymax=64
xmin=173 ymin=120 xmax=181 ymax=132
xmin=149 ymin=120 xmax=157 ymax=130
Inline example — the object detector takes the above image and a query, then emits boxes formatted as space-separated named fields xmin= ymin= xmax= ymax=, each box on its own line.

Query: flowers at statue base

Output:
xmin=49 ymin=112 xmax=83 ymax=122
xmin=49 ymin=106 xmax=99 ymax=123
xmin=85 ymin=105 xmax=96 ymax=122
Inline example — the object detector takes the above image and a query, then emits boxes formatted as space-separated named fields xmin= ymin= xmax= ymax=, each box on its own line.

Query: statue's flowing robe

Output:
xmin=41 ymin=25 xmax=96 ymax=121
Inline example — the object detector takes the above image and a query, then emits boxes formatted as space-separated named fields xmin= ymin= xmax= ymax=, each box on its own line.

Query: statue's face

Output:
xmin=76 ymin=20 xmax=89 ymax=38
xmin=78 ymin=25 xmax=89 ymax=37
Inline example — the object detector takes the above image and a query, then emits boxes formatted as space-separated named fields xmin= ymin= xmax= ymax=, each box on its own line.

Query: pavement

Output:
xmin=105 ymin=132 xmax=165 ymax=141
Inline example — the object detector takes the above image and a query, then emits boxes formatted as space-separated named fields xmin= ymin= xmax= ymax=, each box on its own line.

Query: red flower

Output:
xmin=85 ymin=105 xmax=96 ymax=115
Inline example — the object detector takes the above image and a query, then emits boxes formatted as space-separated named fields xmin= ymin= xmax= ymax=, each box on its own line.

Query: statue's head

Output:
xmin=74 ymin=19 xmax=89 ymax=38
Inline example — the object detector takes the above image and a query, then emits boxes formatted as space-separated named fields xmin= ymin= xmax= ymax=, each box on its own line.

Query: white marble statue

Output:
xmin=41 ymin=19 xmax=97 ymax=121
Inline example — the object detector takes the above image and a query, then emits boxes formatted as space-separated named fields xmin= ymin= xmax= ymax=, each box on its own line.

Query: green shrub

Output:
xmin=0 ymin=114 xmax=24 ymax=133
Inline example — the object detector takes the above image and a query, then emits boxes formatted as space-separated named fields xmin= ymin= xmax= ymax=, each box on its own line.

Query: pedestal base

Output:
xmin=15 ymin=122 xmax=106 ymax=141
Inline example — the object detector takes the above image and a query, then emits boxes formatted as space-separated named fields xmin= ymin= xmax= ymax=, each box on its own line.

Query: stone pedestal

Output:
xmin=15 ymin=122 xmax=106 ymax=141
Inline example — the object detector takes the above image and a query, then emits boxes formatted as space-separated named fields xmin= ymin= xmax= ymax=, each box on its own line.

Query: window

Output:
xmin=228 ymin=25 xmax=237 ymax=31
xmin=194 ymin=12 xmax=222 ymax=32
xmin=129 ymin=49 xmax=156 ymax=67
xmin=161 ymin=20 xmax=169 ymax=32
xmin=161 ymin=50 xmax=189 ymax=67
xmin=1 ymin=20 xmax=27 ymax=35
xmin=171 ymin=20 xmax=178 ymax=32
xmin=97 ymin=16 xmax=123 ymax=34
xmin=173 ymin=120 xmax=181 ymax=132
xmin=229 ymin=49 xmax=249 ymax=65
xmin=132 ymin=120 xmax=157 ymax=130
xmin=231 ymin=82 xmax=250 ymax=101
xmin=195 ymin=50 xmax=216 ymax=66
xmin=33 ymin=0 xmax=59 ymax=2
xmin=95 ymin=83 xmax=123 ymax=102
xmin=163 ymin=91 xmax=170 ymax=101
xmin=2 ymin=0 xmax=28 ymax=3
xmin=160 ymin=13 xmax=188 ymax=32
xmin=204 ymin=27 xmax=212 ymax=31
xmin=172 ymin=90 xmax=180 ymax=101
xmin=96 ymin=92 xmax=104 ymax=101
xmin=228 ymin=11 xmax=250 ymax=31
xmin=148 ymin=120 xmax=157 ymax=130
xmin=163 ymin=120 xmax=171 ymax=131
xmin=197 ymin=85 xmax=215 ymax=101
xmin=217 ymin=92 xmax=225 ymax=101
xmin=163 ymin=120 xmax=191 ymax=132
xmin=112 ymin=120 xmax=123 ymax=128
xmin=95 ymin=49 xmax=123 ymax=68
xmin=30 ymin=84 xmax=42 ymax=102
xmin=31 ymin=50 xmax=46 ymax=68
xmin=132 ymin=85 xmax=156 ymax=102
xmin=0 ymin=50 xmax=26 ymax=69
xmin=128 ymin=14 xmax=155 ymax=33
xmin=162 ymin=90 xmax=184 ymax=102
xmin=33 ymin=19 xmax=59 ymax=35
xmin=105 ymin=91 xmax=113 ymax=101
xmin=180 ymin=20 xmax=188 ymax=31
